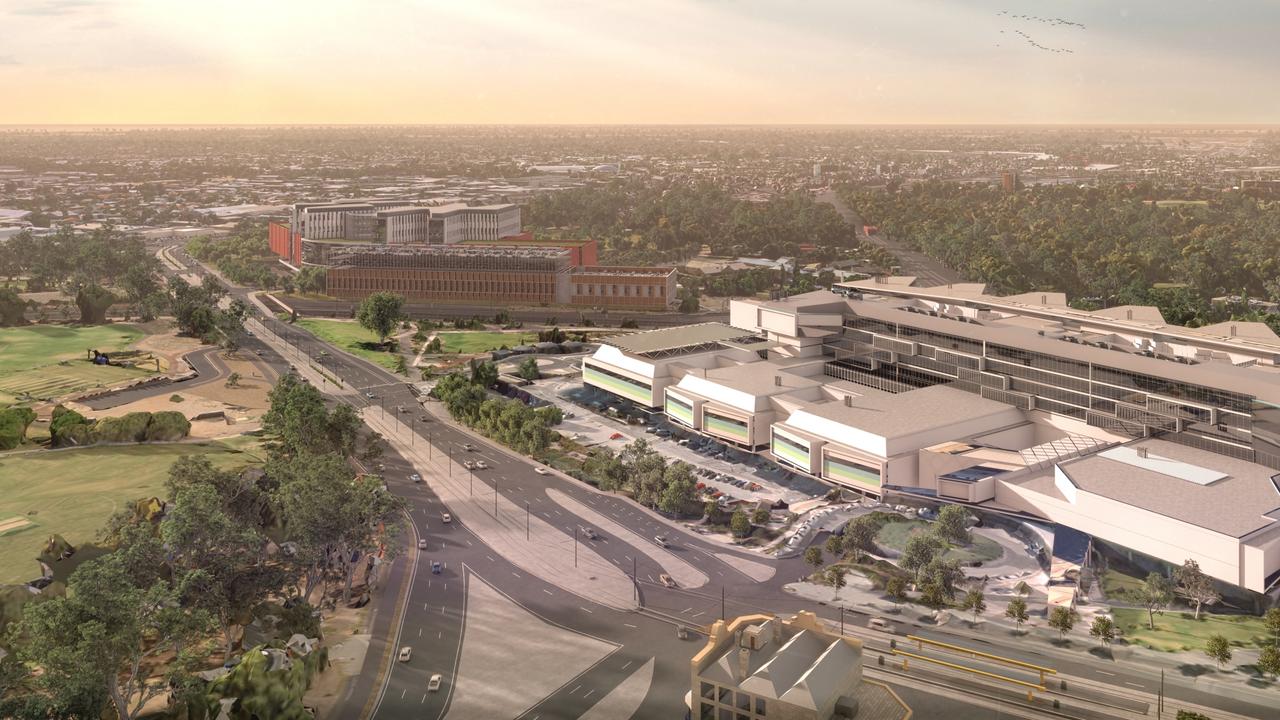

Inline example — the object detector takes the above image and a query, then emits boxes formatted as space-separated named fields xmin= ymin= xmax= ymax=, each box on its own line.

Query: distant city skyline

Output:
xmin=1 ymin=0 xmax=1278 ymax=125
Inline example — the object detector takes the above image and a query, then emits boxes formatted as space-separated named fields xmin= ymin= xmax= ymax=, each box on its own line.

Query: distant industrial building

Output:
xmin=268 ymin=200 xmax=674 ymax=309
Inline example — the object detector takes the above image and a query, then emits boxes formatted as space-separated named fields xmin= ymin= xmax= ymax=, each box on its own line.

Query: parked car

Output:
xmin=610 ymin=432 xmax=624 ymax=440
xmin=534 ymin=467 xmax=550 ymax=475
xmin=427 ymin=674 xmax=443 ymax=692
xmin=659 ymin=574 xmax=677 ymax=588
xmin=365 ymin=392 xmax=376 ymax=399
xmin=645 ymin=426 xmax=658 ymax=434
xmin=398 ymin=647 xmax=412 ymax=662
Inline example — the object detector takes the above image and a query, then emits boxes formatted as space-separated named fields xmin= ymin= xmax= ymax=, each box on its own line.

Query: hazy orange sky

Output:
xmin=2 ymin=0 xmax=1278 ymax=125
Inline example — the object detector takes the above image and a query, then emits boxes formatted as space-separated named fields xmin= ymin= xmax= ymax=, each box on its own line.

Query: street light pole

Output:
xmin=574 ymin=526 xmax=578 ymax=568
xmin=840 ymin=605 xmax=845 ymax=635
xmin=493 ymin=477 xmax=498 ymax=518
xmin=526 ymin=502 xmax=530 ymax=540
xmin=632 ymin=556 xmax=638 ymax=604
xmin=448 ymin=444 xmax=452 ymax=477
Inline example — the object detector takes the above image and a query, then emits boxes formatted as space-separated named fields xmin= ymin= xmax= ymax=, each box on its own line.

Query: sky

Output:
xmin=1 ymin=0 xmax=1278 ymax=125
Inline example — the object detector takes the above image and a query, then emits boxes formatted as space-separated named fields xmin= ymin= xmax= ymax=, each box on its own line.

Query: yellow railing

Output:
xmin=892 ymin=649 xmax=1046 ymax=702
xmin=906 ymin=635 xmax=1056 ymax=683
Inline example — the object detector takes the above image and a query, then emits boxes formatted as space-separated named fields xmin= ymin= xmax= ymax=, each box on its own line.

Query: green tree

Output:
xmin=804 ymin=546 xmax=824 ymax=571
xmin=356 ymin=291 xmax=404 ymax=344
xmin=658 ymin=462 xmax=698 ymax=515
xmin=730 ymin=509 xmax=752 ymax=538
xmin=825 ymin=533 xmax=845 ymax=559
xmin=1134 ymin=573 xmax=1174 ymax=630
xmin=1204 ymin=633 xmax=1232 ymax=669
xmin=751 ymin=507 xmax=771 ymax=525
xmin=1048 ymin=606 xmax=1076 ymax=639
xmin=225 ymin=371 xmax=242 ymax=388
xmin=73 ymin=283 xmax=117 ymax=324
xmin=902 ymin=534 xmax=944 ymax=583
xmin=12 ymin=552 xmax=212 ymax=720
xmin=844 ymin=515 xmax=879 ymax=555
xmin=1265 ymin=607 xmax=1280 ymax=647
xmin=960 ymin=588 xmax=987 ymax=624
xmin=470 ymin=359 xmax=499 ymax=388
xmin=922 ymin=558 xmax=965 ymax=600
xmin=517 ymin=356 xmax=541 ymax=381
xmin=1005 ymin=596 xmax=1030 ymax=631
xmin=827 ymin=566 xmax=848 ymax=600
xmin=885 ymin=576 xmax=908 ymax=610
xmin=1090 ymin=615 xmax=1117 ymax=647
xmin=1257 ymin=644 xmax=1280 ymax=679
xmin=934 ymin=504 xmax=971 ymax=545
xmin=919 ymin=581 xmax=947 ymax=610
xmin=1173 ymin=559 xmax=1220 ymax=620
xmin=583 ymin=447 xmax=627 ymax=491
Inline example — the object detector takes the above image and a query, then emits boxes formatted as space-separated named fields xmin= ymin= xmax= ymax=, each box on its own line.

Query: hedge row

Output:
xmin=49 ymin=406 xmax=191 ymax=448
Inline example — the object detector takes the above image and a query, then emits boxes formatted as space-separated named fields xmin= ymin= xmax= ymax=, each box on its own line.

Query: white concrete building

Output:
xmin=291 ymin=200 xmax=521 ymax=245
xmin=584 ymin=281 xmax=1280 ymax=594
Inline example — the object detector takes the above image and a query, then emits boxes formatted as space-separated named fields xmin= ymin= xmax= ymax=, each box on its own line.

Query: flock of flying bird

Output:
xmin=994 ymin=9 xmax=1084 ymax=54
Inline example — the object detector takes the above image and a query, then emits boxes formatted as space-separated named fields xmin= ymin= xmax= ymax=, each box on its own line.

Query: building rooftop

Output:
xmin=604 ymin=322 xmax=764 ymax=357
xmin=789 ymin=384 xmax=1023 ymax=444
xmin=1059 ymin=438 xmax=1280 ymax=537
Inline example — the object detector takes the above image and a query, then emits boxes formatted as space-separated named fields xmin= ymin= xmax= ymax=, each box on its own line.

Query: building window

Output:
xmin=735 ymin=692 xmax=751 ymax=711
xmin=755 ymin=697 xmax=766 ymax=715
xmin=700 ymin=702 xmax=716 ymax=720
xmin=718 ymin=709 xmax=733 ymax=720
xmin=717 ymin=687 xmax=731 ymax=704
xmin=701 ymin=682 xmax=715 ymax=700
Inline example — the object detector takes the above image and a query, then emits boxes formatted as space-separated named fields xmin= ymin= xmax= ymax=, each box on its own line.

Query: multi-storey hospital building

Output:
xmin=584 ymin=278 xmax=1280 ymax=594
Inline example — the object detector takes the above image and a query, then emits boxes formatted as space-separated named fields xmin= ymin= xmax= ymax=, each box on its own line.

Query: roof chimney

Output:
xmin=1230 ymin=324 xmax=1237 ymax=337
xmin=775 ymin=375 xmax=782 ymax=387
xmin=1136 ymin=447 xmax=1149 ymax=459
xmin=1126 ymin=309 xmax=1133 ymax=320
xmin=844 ymin=395 xmax=852 ymax=407
xmin=1040 ymin=294 xmax=1048 ymax=305
xmin=737 ymin=646 xmax=751 ymax=682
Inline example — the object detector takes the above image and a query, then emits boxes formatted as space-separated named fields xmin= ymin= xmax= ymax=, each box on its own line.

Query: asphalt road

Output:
xmin=818 ymin=188 xmax=963 ymax=287
xmin=165 ymin=250 xmax=1278 ymax=720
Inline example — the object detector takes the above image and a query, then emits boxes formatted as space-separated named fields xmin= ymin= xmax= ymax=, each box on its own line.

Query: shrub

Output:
xmin=169 ymin=394 xmax=184 ymax=403
xmin=94 ymin=411 xmax=153 ymax=443
xmin=0 ymin=406 xmax=37 ymax=450
xmin=145 ymin=411 xmax=191 ymax=441
xmin=49 ymin=406 xmax=93 ymax=448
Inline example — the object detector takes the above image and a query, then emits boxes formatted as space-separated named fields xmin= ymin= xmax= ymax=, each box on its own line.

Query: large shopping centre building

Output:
xmin=584 ymin=277 xmax=1280 ymax=595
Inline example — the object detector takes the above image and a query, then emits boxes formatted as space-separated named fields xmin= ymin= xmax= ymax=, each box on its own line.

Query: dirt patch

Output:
xmin=187 ymin=352 xmax=276 ymax=413
xmin=134 ymin=327 xmax=203 ymax=374
xmin=304 ymin=603 xmax=372 ymax=719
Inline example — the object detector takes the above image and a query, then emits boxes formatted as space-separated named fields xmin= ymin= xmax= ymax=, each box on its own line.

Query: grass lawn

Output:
xmin=295 ymin=318 xmax=400 ymax=372
xmin=875 ymin=518 xmax=1003 ymax=565
xmin=0 ymin=439 xmax=266 ymax=585
xmin=0 ymin=324 xmax=154 ymax=405
xmin=1112 ymin=607 xmax=1272 ymax=652
xmin=1101 ymin=566 xmax=1147 ymax=598
xmin=436 ymin=331 xmax=538 ymax=354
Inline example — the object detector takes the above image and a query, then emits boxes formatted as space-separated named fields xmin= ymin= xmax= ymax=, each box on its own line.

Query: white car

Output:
xmin=534 ymin=467 xmax=550 ymax=475
xmin=418 ymin=539 xmax=427 ymax=550
xmin=475 ymin=460 xmax=488 ymax=470
xmin=398 ymin=646 xmax=412 ymax=662
xmin=409 ymin=473 xmax=422 ymax=483
xmin=441 ymin=513 xmax=452 ymax=524
xmin=427 ymin=674 xmax=443 ymax=692
xmin=653 ymin=535 xmax=669 ymax=548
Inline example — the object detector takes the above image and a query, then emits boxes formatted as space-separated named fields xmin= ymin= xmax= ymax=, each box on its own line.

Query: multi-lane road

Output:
xmin=817 ymin=188 xmax=963 ymax=287
xmin=161 ymin=246 xmax=1277 ymax=720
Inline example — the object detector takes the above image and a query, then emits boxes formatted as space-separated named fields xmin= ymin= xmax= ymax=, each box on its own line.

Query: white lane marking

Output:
xmin=464 ymin=539 xmax=472 ymax=546
xmin=681 ymin=607 xmax=693 ymax=613
xmin=621 ymin=660 xmax=633 ymax=670
xmin=440 ymin=606 xmax=446 ymax=614
xmin=692 ymin=612 xmax=705 ymax=618
xmin=401 ymin=689 xmax=406 ymax=699
xmin=570 ymin=685 xmax=581 ymax=695
xmin=512 ymin=571 xmax=521 ymax=578
xmin=1095 ymin=670 xmax=1116 ymax=676
xmin=584 ymin=689 xmax=595 ymax=699
xmin=623 ymin=623 xmax=637 ymax=629
xmin=1124 ymin=681 xmax=1144 ymax=688
xmin=580 ymin=606 xmax=593 ymax=614
xmin=421 ymin=694 xmax=427 ymax=704
xmin=438 ymin=631 xmax=442 ymax=639
xmin=487 ymin=555 xmax=496 ymax=562
xmin=418 ymin=627 xmax=423 ymax=637
xmin=544 ymin=589 xmax=554 ymax=595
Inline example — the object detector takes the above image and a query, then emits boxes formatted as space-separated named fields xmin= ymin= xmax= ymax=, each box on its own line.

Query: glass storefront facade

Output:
xmin=823 ymin=455 xmax=882 ymax=488
xmin=771 ymin=429 xmax=810 ymax=470
xmin=583 ymin=363 xmax=653 ymax=406
xmin=704 ymin=409 xmax=750 ymax=443
xmin=665 ymin=393 xmax=695 ymax=427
